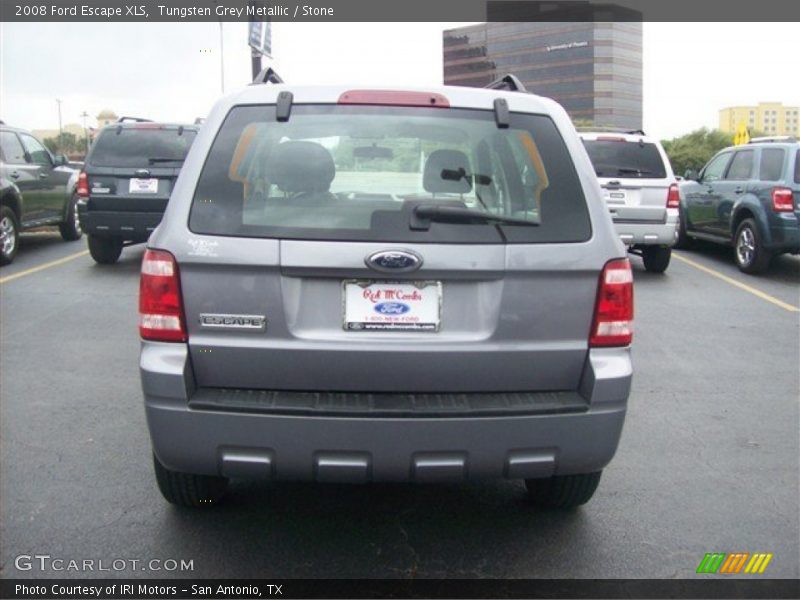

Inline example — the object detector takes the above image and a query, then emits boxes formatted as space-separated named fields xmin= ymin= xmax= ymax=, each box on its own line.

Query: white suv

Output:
xmin=579 ymin=131 xmax=679 ymax=273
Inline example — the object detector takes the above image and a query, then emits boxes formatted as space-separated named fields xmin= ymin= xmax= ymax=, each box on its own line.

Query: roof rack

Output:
xmin=484 ymin=74 xmax=527 ymax=93
xmin=117 ymin=116 xmax=152 ymax=123
xmin=575 ymin=126 xmax=647 ymax=136
xmin=251 ymin=67 xmax=284 ymax=85
xmin=748 ymin=135 xmax=797 ymax=144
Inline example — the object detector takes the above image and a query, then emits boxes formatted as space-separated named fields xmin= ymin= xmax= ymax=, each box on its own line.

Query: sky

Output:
xmin=1 ymin=21 xmax=798 ymax=140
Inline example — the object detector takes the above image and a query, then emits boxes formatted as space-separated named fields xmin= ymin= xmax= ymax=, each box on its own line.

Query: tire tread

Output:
xmin=525 ymin=471 xmax=602 ymax=509
xmin=153 ymin=455 xmax=227 ymax=508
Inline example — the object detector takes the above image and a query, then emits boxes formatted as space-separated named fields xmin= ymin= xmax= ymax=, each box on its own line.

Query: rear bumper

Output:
xmin=613 ymin=208 xmax=678 ymax=246
xmin=78 ymin=204 xmax=162 ymax=241
xmin=141 ymin=343 xmax=632 ymax=482
xmin=766 ymin=214 xmax=800 ymax=253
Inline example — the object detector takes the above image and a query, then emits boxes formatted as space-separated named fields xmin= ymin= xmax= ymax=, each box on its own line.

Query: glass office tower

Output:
xmin=444 ymin=22 xmax=642 ymax=130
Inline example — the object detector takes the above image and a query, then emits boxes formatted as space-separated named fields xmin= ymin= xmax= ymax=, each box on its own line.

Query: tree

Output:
xmin=661 ymin=128 xmax=765 ymax=176
xmin=43 ymin=132 xmax=88 ymax=156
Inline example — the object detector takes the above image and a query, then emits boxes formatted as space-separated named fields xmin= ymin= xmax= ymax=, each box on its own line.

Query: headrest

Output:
xmin=266 ymin=141 xmax=335 ymax=193
xmin=423 ymin=149 xmax=472 ymax=194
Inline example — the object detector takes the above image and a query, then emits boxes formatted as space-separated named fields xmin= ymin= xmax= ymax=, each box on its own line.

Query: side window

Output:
xmin=795 ymin=149 xmax=800 ymax=184
xmin=701 ymin=153 xmax=731 ymax=182
xmin=725 ymin=150 xmax=754 ymax=181
xmin=758 ymin=148 xmax=785 ymax=181
xmin=0 ymin=131 xmax=27 ymax=164
xmin=19 ymin=134 xmax=52 ymax=166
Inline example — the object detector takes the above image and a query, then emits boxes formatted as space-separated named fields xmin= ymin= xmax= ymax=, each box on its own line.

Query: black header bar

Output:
xmin=2 ymin=578 xmax=800 ymax=599
xmin=2 ymin=0 xmax=800 ymax=22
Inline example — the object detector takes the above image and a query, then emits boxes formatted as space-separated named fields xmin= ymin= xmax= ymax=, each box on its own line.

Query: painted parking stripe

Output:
xmin=0 ymin=250 xmax=89 ymax=284
xmin=672 ymin=253 xmax=800 ymax=313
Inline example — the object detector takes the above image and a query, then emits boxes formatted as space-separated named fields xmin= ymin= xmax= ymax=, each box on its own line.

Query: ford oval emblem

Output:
xmin=374 ymin=302 xmax=411 ymax=315
xmin=365 ymin=249 xmax=423 ymax=273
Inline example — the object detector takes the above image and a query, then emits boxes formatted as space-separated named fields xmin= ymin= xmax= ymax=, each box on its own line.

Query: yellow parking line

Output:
xmin=672 ymin=252 xmax=800 ymax=313
xmin=0 ymin=250 xmax=89 ymax=284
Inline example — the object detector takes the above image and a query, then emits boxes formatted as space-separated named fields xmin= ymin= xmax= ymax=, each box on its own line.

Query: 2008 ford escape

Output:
xmin=140 ymin=75 xmax=634 ymax=509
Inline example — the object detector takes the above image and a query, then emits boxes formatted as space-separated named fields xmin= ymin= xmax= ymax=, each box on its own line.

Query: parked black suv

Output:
xmin=678 ymin=138 xmax=800 ymax=273
xmin=78 ymin=119 xmax=198 ymax=264
xmin=0 ymin=123 xmax=82 ymax=265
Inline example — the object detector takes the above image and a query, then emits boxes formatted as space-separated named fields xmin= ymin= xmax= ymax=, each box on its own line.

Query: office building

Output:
xmin=443 ymin=22 xmax=643 ymax=130
xmin=719 ymin=103 xmax=799 ymax=136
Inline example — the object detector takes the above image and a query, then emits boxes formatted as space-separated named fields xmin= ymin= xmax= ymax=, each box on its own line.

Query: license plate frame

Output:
xmin=129 ymin=178 xmax=159 ymax=194
xmin=342 ymin=280 xmax=442 ymax=332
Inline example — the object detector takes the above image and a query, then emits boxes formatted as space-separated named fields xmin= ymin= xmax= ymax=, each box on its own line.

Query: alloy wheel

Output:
xmin=736 ymin=226 xmax=755 ymax=266
xmin=0 ymin=215 xmax=16 ymax=257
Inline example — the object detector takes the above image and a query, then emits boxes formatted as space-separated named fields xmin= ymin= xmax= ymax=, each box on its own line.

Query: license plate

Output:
xmin=129 ymin=178 xmax=158 ymax=194
xmin=343 ymin=281 xmax=441 ymax=332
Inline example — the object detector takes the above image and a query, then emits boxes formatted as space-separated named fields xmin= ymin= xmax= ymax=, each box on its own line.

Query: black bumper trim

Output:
xmin=79 ymin=207 xmax=163 ymax=238
xmin=188 ymin=388 xmax=589 ymax=418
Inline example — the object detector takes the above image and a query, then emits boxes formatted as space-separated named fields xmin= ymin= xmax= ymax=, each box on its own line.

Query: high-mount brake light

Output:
xmin=338 ymin=90 xmax=450 ymax=108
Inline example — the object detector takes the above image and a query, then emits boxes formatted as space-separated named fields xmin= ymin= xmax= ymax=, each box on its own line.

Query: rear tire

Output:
xmin=525 ymin=471 xmax=602 ymax=509
xmin=153 ymin=454 xmax=228 ymax=508
xmin=734 ymin=218 xmax=771 ymax=274
xmin=88 ymin=235 xmax=123 ymax=264
xmin=59 ymin=194 xmax=83 ymax=241
xmin=642 ymin=245 xmax=671 ymax=273
xmin=0 ymin=206 xmax=20 ymax=266
xmin=674 ymin=212 xmax=693 ymax=249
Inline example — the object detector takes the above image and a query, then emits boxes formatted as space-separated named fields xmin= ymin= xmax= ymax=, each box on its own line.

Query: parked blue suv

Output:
xmin=678 ymin=137 xmax=800 ymax=273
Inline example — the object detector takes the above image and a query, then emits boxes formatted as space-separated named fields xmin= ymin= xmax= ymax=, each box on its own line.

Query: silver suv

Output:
xmin=579 ymin=131 xmax=679 ymax=273
xmin=140 ymin=78 xmax=634 ymax=509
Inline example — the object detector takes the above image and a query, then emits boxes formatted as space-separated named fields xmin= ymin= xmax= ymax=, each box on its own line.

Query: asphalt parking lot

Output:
xmin=1 ymin=232 xmax=798 ymax=579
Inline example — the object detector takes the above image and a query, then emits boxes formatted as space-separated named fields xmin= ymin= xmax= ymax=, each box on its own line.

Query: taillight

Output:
xmin=76 ymin=171 xmax=89 ymax=198
xmin=772 ymin=187 xmax=794 ymax=212
xmin=139 ymin=249 xmax=186 ymax=342
xmin=667 ymin=183 xmax=680 ymax=209
xmin=590 ymin=258 xmax=634 ymax=347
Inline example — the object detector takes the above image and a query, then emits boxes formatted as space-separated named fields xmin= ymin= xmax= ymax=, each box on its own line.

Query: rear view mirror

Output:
xmin=684 ymin=169 xmax=699 ymax=181
xmin=54 ymin=154 xmax=69 ymax=166
xmin=354 ymin=145 xmax=393 ymax=160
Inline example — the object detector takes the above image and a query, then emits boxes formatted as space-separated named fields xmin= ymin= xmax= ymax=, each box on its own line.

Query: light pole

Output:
xmin=56 ymin=98 xmax=63 ymax=136
xmin=218 ymin=22 xmax=225 ymax=94
xmin=210 ymin=1 xmax=225 ymax=93
xmin=80 ymin=111 xmax=89 ymax=155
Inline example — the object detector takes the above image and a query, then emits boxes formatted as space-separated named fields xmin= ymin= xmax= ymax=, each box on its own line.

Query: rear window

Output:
xmin=88 ymin=127 xmax=196 ymax=167
xmin=759 ymin=148 xmax=785 ymax=181
xmin=582 ymin=139 xmax=667 ymax=179
xmin=189 ymin=105 xmax=591 ymax=244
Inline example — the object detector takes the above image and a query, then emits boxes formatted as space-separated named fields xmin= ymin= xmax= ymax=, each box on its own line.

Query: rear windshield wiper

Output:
xmin=411 ymin=205 xmax=540 ymax=230
xmin=148 ymin=157 xmax=185 ymax=164
xmin=616 ymin=167 xmax=655 ymax=176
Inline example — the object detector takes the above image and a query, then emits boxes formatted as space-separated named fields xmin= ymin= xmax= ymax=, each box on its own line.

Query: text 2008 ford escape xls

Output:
xmin=139 ymin=78 xmax=634 ymax=509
